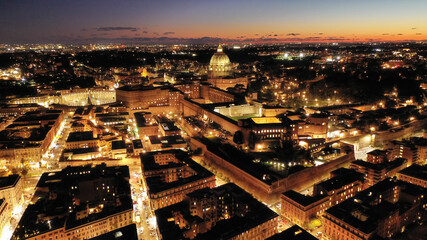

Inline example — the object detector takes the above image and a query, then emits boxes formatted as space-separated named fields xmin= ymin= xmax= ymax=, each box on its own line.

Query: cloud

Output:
xmin=58 ymin=32 xmax=422 ymax=45
xmin=143 ymin=31 xmax=148 ymax=34
xmin=397 ymin=33 xmax=403 ymax=35
xmin=416 ymin=33 xmax=422 ymax=35
xmin=317 ymin=33 xmax=324 ymax=35
xmin=323 ymin=38 xmax=351 ymax=41
xmin=274 ymin=34 xmax=278 ymax=36
xmin=259 ymin=38 xmax=279 ymax=41
xmin=81 ymin=28 xmax=87 ymax=32
xmin=411 ymin=27 xmax=416 ymax=30
xmin=382 ymin=33 xmax=389 ymax=35
xmin=78 ymin=36 xmax=222 ymax=44
xmin=287 ymin=33 xmax=300 ymax=36
xmin=97 ymin=27 xmax=139 ymax=32
xmin=163 ymin=32 xmax=175 ymax=35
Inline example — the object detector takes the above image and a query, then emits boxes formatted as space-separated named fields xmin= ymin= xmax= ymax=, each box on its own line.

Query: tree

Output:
xmin=378 ymin=122 xmax=391 ymax=131
xmin=11 ymin=168 xmax=19 ymax=175
xmin=193 ymin=147 xmax=202 ymax=156
xmin=233 ymin=131 xmax=244 ymax=145
xmin=285 ymin=97 xmax=305 ymax=108
xmin=21 ymin=167 xmax=29 ymax=176
xmin=385 ymin=99 xmax=397 ymax=109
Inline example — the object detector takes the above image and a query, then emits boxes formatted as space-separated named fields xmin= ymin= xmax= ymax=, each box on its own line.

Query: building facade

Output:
xmin=0 ymin=174 xmax=23 ymax=213
xmin=141 ymin=150 xmax=215 ymax=210
xmin=12 ymin=164 xmax=134 ymax=240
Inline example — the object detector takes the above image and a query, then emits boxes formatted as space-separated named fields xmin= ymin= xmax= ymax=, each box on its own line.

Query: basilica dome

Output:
xmin=210 ymin=45 xmax=231 ymax=66
xmin=209 ymin=45 xmax=232 ymax=78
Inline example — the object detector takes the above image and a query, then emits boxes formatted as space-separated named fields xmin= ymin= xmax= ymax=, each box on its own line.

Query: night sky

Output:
xmin=0 ymin=0 xmax=426 ymax=43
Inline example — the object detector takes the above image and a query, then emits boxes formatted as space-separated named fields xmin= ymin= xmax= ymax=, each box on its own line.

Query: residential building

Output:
xmin=65 ymin=131 xmax=100 ymax=150
xmin=266 ymin=225 xmax=318 ymax=240
xmin=397 ymin=164 xmax=427 ymax=188
xmin=323 ymin=179 xmax=426 ymax=240
xmin=281 ymin=168 xmax=364 ymax=225
xmin=350 ymin=158 xmax=407 ymax=186
xmin=155 ymin=183 xmax=278 ymax=240
xmin=0 ymin=174 xmax=23 ymax=213
xmin=12 ymin=164 xmax=134 ymax=240
xmin=366 ymin=149 xmax=388 ymax=164
xmin=141 ymin=150 xmax=215 ymax=210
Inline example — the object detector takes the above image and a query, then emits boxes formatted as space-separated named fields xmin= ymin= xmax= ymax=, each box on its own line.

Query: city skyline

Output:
xmin=1 ymin=1 xmax=426 ymax=240
xmin=0 ymin=0 xmax=426 ymax=43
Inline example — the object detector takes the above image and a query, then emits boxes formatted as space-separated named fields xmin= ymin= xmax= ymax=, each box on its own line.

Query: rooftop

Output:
xmin=266 ymin=225 xmax=318 ymax=240
xmin=392 ymin=137 xmax=427 ymax=147
xmin=63 ymin=147 xmax=99 ymax=155
xmin=67 ymin=131 xmax=95 ymax=142
xmin=132 ymin=139 xmax=143 ymax=149
xmin=325 ymin=178 xmax=426 ymax=235
xmin=88 ymin=224 xmax=138 ymax=240
xmin=141 ymin=150 xmax=214 ymax=194
xmin=282 ymin=190 xmax=327 ymax=207
xmin=160 ymin=122 xmax=180 ymax=132
xmin=250 ymin=117 xmax=282 ymax=124
xmin=325 ymin=198 xmax=398 ymax=234
xmin=0 ymin=126 xmax=53 ymax=146
xmin=117 ymin=85 xmax=159 ymax=91
xmin=111 ymin=140 xmax=126 ymax=150
xmin=350 ymin=158 xmax=406 ymax=171
xmin=308 ymin=113 xmax=329 ymax=119
xmin=133 ymin=112 xmax=150 ymax=127
xmin=14 ymin=112 xmax=61 ymax=123
xmin=0 ymin=103 xmax=40 ymax=109
xmin=148 ymin=135 xmax=185 ymax=146
xmin=96 ymin=112 xmax=129 ymax=118
xmin=155 ymin=183 xmax=278 ymax=240
xmin=74 ymin=107 xmax=84 ymax=115
xmin=13 ymin=165 xmax=132 ymax=240
xmin=315 ymin=169 xmax=364 ymax=192
xmin=0 ymin=174 xmax=20 ymax=190
xmin=366 ymin=149 xmax=387 ymax=156
xmin=398 ymin=164 xmax=427 ymax=181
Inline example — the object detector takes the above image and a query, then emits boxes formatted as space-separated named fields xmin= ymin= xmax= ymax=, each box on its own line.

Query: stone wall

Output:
xmin=191 ymin=138 xmax=355 ymax=204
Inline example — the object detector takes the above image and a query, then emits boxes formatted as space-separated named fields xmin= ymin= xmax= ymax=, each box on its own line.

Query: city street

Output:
xmin=128 ymin=161 xmax=158 ymax=240
xmin=3 ymin=115 xmax=73 ymax=240
xmin=43 ymin=115 xmax=72 ymax=169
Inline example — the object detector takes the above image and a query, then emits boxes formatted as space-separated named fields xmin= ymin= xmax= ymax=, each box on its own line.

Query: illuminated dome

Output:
xmin=209 ymin=45 xmax=232 ymax=78
xmin=210 ymin=45 xmax=231 ymax=66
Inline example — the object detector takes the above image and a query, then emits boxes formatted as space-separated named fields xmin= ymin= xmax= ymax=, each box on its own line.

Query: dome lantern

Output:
xmin=208 ymin=45 xmax=232 ymax=78
xmin=217 ymin=45 xmax=223 ymax=53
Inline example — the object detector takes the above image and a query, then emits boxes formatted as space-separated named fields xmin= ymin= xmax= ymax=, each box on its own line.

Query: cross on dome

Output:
xmin=217 ymin=44 xmax=223 ymax=53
